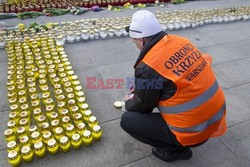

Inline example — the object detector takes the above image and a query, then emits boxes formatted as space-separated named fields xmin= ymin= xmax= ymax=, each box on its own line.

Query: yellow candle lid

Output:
xmin=71 ymin=106 xmax=79 ymax=112
xmin=43 ymin=131 xmax=52 ymax=139
xmin=20 ymin=111 xmax=28 ymax=117
xmin=20 ymin=136 xmax=29 ymax=143
xmin=8 ymin=151 xmax=18 ymax=159
xmin=54 ymin=84 xmax=61 ymax=89
xmin=58 ymin=102 xmax=65 ymax=108
xmin=55 ymin=90 xmax=63 ymax=95
xmin=60 ymin=136 xmax=68 ymax=144
xmin=72 ymin=75 xmax=78 ymax=80
xmin=66 ymin=124 xmax=74 ymax=131
xmin=55 ymin=127 xmax=63 ymax=134
xmin=31 ymin=131 xmax=40 ymax=138
xmin=68 ymin=99 xmax=75 ymax=104
xmin=29 ymin=88 xmax=37 ymax=93
xmin=89 ymin=116 xmax=97 ymax=123
xmin=81 ymin=103 xmax=89 ymax=109
xmin=72 ymin=133 xmax=80 ymax=141
xmin=21 ymin=146 xmax=31 ymax=155
xmin=27 ymin=78 xmax=34 ymax=82
xmin=29 ymin=125 xmax=37 ymax=132
xmin=68 ymin=94 xmax=75 ymax=99
xmin=46 ymin=105 xmax=54 ymax=111
xmin=34 ymin=141 xmax=43 ymax=150
xmin=48 ymin=139 xmax=57 ymax=147
xmin=78 ymin=97 xmax=85 ymax=103
xmin=28 ymin=82 xmax=36 ymax=87
xmin=85 ymin=110 xmax=92 ymax=116
xmin=39 ymin=73 xmax=46 ymax=78
xmin=42 ymin=92 xmax=50 ymax=98
xmin=34 ymin=108 xmax=42 ymax=115
xmin=77 ymin=123 xmax=86 ymax=129
xmin=93 ymin=125 xmax=101 ymax=132
xmin=51 ymin=119 xmax=59 ymax=126
xmin=9 ymin=112 xmax=17 ymax=118
xmin=46 ymin=98 xmax=54 ymax=104
xmin=75 ymin=86 xmax=82 ymax=91
xmin=62 ymin=116 xmax=70 ymax=123
xmin=41 ymin=85 xmax=49 ymax=91
xmin=77 ymin=91 xmax=84 ymax=97
xmin=19 ymin=118 xmax=28 ymax=125
xmin=7 ymin=141 xmax=17 ymax=149
xmin=17 ymin=127 xmax=25 ymax=134
xmin=66 ymin=66 xmax=72 ymax=70
xmin=66 ymin=87 xmax=73 ymax=93
xmin=74 ymin=113 xmax=82 ymax=119
xmin=83 ymin=130 xmax=91 ymax=137
xmin=53 ymin=78 xmax=60 ymax=82
xmin=7 ymin=120 xmax=15 ymax=127
xmin=4 ymin=129 xmax=13 ymax=136
xmin=61 ymin=109 xmax=69 ymax=115
xmin=31 ymin=93 xmax=38 ymax=99
xmin=38 ymin=115 xmax=46 ymax=122
xmin=51 ymin=112 xmax=58 ymax=118
xmin=10 ymin=104 xmax=18 ymax=110
xmin=67 ymin=70 xmax=74 ymax=75
xmin=114 ymin=101 xmax=122 ymax=108
xmin=41 ymin=122 xmax=49 ymax=129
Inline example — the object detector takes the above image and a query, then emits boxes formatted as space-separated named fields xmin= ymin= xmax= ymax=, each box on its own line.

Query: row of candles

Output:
xmin=0 ymin=5 xmax=250 ymax=48
xmin=0 ymin=0 xmax=169 ymax=13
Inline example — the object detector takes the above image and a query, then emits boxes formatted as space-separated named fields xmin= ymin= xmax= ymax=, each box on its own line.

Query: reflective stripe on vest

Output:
xmin=158 ymin=80 xmax=219 ymax=114
xmin=168 ymin=103 xmax=226 ymax=133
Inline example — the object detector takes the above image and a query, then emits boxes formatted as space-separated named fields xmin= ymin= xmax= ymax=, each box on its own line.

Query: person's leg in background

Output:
xmin=120 ymin=112 xmax=193 ymax=162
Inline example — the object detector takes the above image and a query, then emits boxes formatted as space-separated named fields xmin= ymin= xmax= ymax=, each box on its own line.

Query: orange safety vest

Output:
xmin=141 ymin=34 xmax=227 ymax=146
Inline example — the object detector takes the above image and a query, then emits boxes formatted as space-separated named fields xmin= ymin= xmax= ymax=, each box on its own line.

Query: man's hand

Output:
xmin=129 ymin=85 xmax=135 ymax=94
xmin=123 ymin=93 xmax=134 ymax=102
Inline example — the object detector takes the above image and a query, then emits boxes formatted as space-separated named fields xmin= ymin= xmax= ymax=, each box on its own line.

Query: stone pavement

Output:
xmin=1 ymin=0 xmax=250 ymax=166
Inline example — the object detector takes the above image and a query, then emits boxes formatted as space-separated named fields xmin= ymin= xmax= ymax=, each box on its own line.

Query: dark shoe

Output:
xmin=152 ymin=147 xmax=192 ymax=162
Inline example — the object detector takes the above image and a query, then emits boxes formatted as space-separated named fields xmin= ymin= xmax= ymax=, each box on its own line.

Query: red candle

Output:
xmin=102 ymin=0 xmax=107 ymax=7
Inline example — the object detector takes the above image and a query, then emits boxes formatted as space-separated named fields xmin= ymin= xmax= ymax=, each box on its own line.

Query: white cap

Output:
xmin=128 ymin=10 xmax=162 ymax=39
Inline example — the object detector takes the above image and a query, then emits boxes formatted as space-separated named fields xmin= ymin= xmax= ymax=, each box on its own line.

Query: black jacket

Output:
xmin=125 ymin=31 xmax=177 ymax=113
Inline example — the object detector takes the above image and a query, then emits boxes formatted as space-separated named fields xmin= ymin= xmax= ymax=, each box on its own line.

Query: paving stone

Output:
xmin=0 ymin=83 xmax=9 ymax=112
xmin=213 ymin=58 xmax=250 ymax=88
xmin=202 ymin=28 xmax=249 ymax=45
xmin=239 ymin=26 xmax=250 ymax=38
xmin=97 ymin=61 xmax=135 ymax=86
xmin=0 ymin=62 xmax=7 ymax=84
xmin=220 ymin=120 xmax=250 ymax=161
xmin=147 ymin=139 xmax=241 ymax=167
xmin=200 ymin=39 xmax=250 ymax=65
xmin=223 ymin=83 xmax=250 ymax=127
xmin=0 ymin=110 xmax=9 ymax=150
xmin=196 ymin=21 xmax=250 ymax=33
xmin=0 ymin=150 xmax=8 ymax=167
xmin=64 ymin=37 xmax=135 ymax=52
xmin=213 ymin=74 xmax=231 ymax=90
xmin=109 ymin=86 xmax=134 ymax=102
xmin=66 ymin=50 xmax=96 ymax=71
xmin=0 ymin=49 xmax=7 ymax=63
xmin=74 ymin=67 xmax=103 ymax=93
xmin=171 ymin=29 xmax=217 ymax=48
xmin=85 ymin=89 xmax=122 ymax=124
xmin=137 ymin=141 xmax=153 ymax=157
xmin=120 ymin=158 xmax=151 ymax=167
xmin=11 ymin=120 xmax=145 ymax=167
xmin=84 ymin=39 xmax=138 ymax=66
